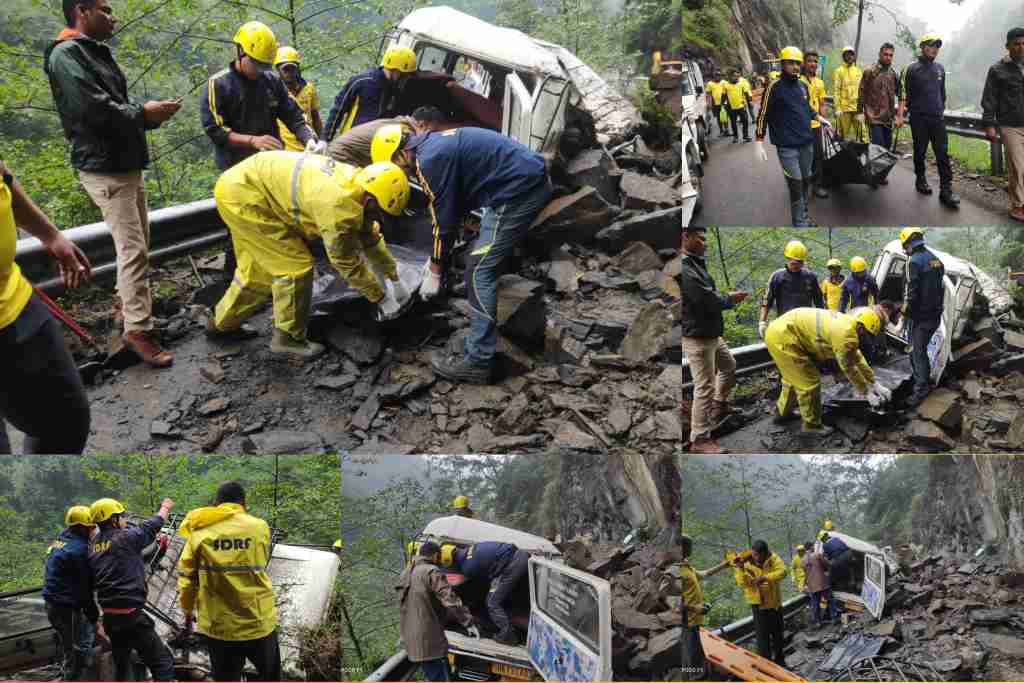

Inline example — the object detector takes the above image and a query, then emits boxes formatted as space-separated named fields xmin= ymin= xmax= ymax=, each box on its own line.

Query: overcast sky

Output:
xmin=903 ymin=0 xmax=985 ymax=41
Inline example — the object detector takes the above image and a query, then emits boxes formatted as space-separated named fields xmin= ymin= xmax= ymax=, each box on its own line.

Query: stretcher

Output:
xmin=700 ymin=627 xmax=807 ymax=681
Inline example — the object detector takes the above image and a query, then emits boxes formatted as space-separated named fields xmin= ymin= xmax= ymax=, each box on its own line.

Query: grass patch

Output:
xmin=945 ymin=135 xmax=1000 ymax=176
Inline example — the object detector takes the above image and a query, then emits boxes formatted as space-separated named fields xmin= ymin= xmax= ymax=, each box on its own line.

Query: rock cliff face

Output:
xmin=914 ymin=455 xmax=1024 ymax=569
xmin=557 ymin=451 xmax=681 ymax=544
xmin=724 ymin=0 xmax=833 ymax=71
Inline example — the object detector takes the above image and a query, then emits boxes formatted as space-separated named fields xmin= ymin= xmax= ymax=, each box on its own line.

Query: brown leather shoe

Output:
xmin=710 ymin=399 xmax=735 ymax=425
xmin=122 ymin=330 xmax=173 ymax=367
xmin=690 ymin=437 xmax=727 ymax=454
xmin=1011 ymin=207 xmax=1024 ymax=223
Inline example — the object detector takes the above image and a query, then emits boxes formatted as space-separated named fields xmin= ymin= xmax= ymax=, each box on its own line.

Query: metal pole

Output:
xmin=991 ymin=140 xmax=1004 ymax=176
xmin=799 ymin=0 xmax=805 ymax=50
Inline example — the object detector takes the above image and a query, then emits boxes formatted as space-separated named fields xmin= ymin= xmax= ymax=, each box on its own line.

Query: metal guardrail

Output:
xmin=15 ymin=198 xmax=227 ymax=295
xmin=681 ymin=341 xmax=774 ymax=389
xmin=711 ymin=593 xmax=809 ymax=647
xmin=364 ymin=649 xmax=417 ymax=681
xmin=820 ymin=96 xmax=1004 ymax=176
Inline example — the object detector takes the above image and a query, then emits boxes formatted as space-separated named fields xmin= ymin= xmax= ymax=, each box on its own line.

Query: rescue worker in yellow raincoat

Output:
xmin=681 ymin=535 xmax=730 ymax=679
xmin=177 ymin=481 xmax=279 ymax=681
xmin=765 ymin=307 xmax=891 ymax=435
xmin=821 ymin=258 xmax=844 ymax=311
xmin=734 ymin=540 xmax=788 ymax=666
xmin=204 ymin=152 xmax=411 ymax=359
xmin=834 ymin=47 xmax=865 ymax=141
xmin=791 ymin=544 xmax=807 ymax=592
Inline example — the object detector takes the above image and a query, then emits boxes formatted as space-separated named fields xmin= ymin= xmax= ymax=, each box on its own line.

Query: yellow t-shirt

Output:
xmin=707 ymin=80 xmax=725 ymax=105
xmin=821 ymin=278 xmax=843 ymax=311
xmin=0 ymin=172 xmax=33 ymax=329
xmin=278 ymin=81 xmax=320 ymax=152
xmin=722 ymin=79 xmax=751 ymax=110
xmin=801 ymin=75 xmax=827 ymax=128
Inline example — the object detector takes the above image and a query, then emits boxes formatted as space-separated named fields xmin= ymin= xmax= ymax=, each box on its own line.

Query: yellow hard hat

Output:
xmin=842 ymin=45 xmax=856 ymax=54
xmin=354 ymin=162 xmax=410 ymax=217
xmin=371 ymin=124 xmax=409 ymax=164
xmin=275 ymin=46 xmax=301 ymax=67
xmin=333 ymin=539 xmax=342 ymax=549
xmin=779 ymin=46 xmax=803 ymax=63
xmin=818 ymin=530 xmax=829 ymax=541
xmin=381 ymin=46 xmax=417 ymax=74
xmin=440 ymin=543 xmax=456 ymax=567
xmin=453 ymin=495 xmax=470 ymax=510
xmin=784 ymin=240 xmax=808 ymax=261
xmin=857 ymin=309 xmax=881 ymax=335
xmin=824 ymin=520 xmax=834 ymax=530
xmin=234 ymin=21 xmax=278 ymax=66
xmin=65 ymin=505 xmax=96 ymax=528
xmin=900 ymin=227 xmax=924 ymax=244
xmin=90 ymin=498 xmax=126 ymax=524
xmin=826 ymin=258 xmax=842 ymax=269
xmin=795 ymin=544 xmax=805 ymax=551
xmin=407 ymin=541 xmax=421 ymax=556
xmin=919 ymin=33 xmax=943 ymax=47
xmin=850 ymin=256 xmax=868 ymax=273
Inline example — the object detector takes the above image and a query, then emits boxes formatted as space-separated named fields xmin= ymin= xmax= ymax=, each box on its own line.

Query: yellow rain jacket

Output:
xmin=681 ymin=561 xmax=706 ymax=627
xmin=833 ymin=63 xmax=863 ymax=113
xmin=749 ymin=553 xmax=787 ymax=609
xmin=212 ymin=151 xmax=397 ymax=340
xmin=734 ymin=564 xmax=761 ymax=605
xmin=801 ymin=75 xmax=827 ymax=129
xmin=707 ymin=80 xmax=725 ymax=106
xmin=0 ymin=168 xmax=32 ymax=329
xmin=791 ymin=553 xmax=807 ymax=591
xmin=765 ymin=308 xmax=874 ymax=428
xmin=278 ymin=81 xmax=320 ymax=152
xmin=177 ymin=503 xmax=277 ymax=641
xmin=821 ymin=277 xmax=843 ymax=311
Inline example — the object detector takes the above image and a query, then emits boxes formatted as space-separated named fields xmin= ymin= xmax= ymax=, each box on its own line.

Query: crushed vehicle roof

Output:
xmin=420 ymin=515 xmax=562 ymax=556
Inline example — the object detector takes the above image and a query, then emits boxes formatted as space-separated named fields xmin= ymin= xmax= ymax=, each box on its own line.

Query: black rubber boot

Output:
xmin=915 ymin=176 xmax=933 ymax=195
xmin=939 ymin=188 xmax=960 ymax=208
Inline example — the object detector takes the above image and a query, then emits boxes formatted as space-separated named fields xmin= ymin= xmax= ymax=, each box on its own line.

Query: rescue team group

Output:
xmin=41 ymin=481 xmax=346 ymax=681
xmin=1 ymin=0 xmax=553 ymax=454
xmin=678 ymin=227 xmax=945 ymax=453
xmin=679 ymin=521 xmax=854 ymax=678
xmin=705 ymin=30 xmax=1024 ymax=227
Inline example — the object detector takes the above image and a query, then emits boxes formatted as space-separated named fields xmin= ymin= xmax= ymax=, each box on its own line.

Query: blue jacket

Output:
xmin=200 ymin=62 xmax=312 ymax=170
xmin=839 ymin=273 xmax=880 ymax=313
xmin=43 ymin=528 xmax=99 ymax=621
xmin=755 ymin=76 xmax=817 ymax=148
xmin=822 ymin=537 xmax=849 ymax=559
xmin=88 ymin=515 xmax=163 ymax=610
xmin=455 ymin=541 xmax=517 ymax=581
xmin=906 ymin=244 xmax=945 ymax=323
xmin=409 ymin=127 xmax=547 ymax=264
xmin=763 ymin=267 xmax=825 ymax=317
xmin=324 ymin=66 xmax=394 ymax=141
xmin=901 ymin=58 xmax=947 ymax=119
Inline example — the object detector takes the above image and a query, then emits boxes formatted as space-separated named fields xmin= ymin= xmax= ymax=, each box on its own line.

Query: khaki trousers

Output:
xmin=79 ymin=170 xmax=152 ymax=332
xmin=681 ymin=335 xmax=736 ymax=442
xmin=1001 ymin=126 xmax=1024 ymax=211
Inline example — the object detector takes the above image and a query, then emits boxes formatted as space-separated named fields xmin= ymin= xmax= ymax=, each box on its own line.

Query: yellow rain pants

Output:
xmin=212 ymin=151 xmax=396 ymax=341
xmin=765 ymin=307 xmax=875 ymax=429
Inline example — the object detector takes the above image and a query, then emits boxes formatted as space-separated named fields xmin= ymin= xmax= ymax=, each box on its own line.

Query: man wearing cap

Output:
xmin=324 ymin=46 xmax=417 ymax=141
xmin=982 ymin=28 xmax=1024 ymax=222
xmin=754 ymin=48 xmax=832 ymax=227
xmin=834 ymin=47 xmax=864 ymax=142
xmin=898 ymin=35 xmax=959 ymax=207
xmin=679 ymin=227 xmax=748 ymax=454
xmin=821 ymin=259 xmax=844 ymax=311
xmin=274 ymin=46 xmax=322 ymax=152
xmin=44 ymin=506 xmax=107 ymax=680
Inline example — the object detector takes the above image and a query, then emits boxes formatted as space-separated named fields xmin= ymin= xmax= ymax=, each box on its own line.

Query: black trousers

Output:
xmin=46 ymin=603 xmax=87 ymax=681
xmin=0 ymin=298 xmax=90 ymax=454
xmin=486 ymin=549 xmax=530 ymax=640
xmin=910 ymin=116 xmax=953 ymax=188
xmin=752 ymin=605 xmax=786 ymax=666
xmin=102 ymin=610 xmax=175 ymax=681
xmin=910 ymin=318 xmax=941 ymax=396
xmin=206 ymin=628 xmax=282 ymax=682
xmin=728 ymin=107 xmax=749 ymax=140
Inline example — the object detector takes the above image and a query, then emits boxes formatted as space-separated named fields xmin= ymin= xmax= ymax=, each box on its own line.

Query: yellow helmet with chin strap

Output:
xmin=66 ymin=505 xmax=96 ymax=528
xmin=371 ymin=124 xmax=410 ymax=164
xmin=275 ymin=46 xmax=300 ymax=67
xmin=354 ymin=162 xmax=410 ymax=217
xmin=779 ymin=46 xmax=803 ymax=63
xmin=850 ymin=256 xmax=868 ymax=273
xmin=381 ymin=46 xmax=417 ymax=73
xmin=784 ymin=240 xmax=808 ymax=261
xmin=233 ymin=22 xmax=278 ymax=66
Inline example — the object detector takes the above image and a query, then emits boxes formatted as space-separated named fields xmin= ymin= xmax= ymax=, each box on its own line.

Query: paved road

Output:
xmin=693 ymin=130 xmax=1011 ymax=227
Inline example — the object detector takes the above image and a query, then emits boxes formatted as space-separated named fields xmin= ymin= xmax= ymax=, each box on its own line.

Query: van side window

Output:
xmin=418 ymin=45 xmax=448 ymax=73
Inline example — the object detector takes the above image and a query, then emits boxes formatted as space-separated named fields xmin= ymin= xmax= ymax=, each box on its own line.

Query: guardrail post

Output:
xmin=991 ymin=140 xmax=1004 ymax=176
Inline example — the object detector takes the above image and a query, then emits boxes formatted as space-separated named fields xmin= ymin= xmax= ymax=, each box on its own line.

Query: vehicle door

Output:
xmin=862 ymin=553 xmax=886 ymax=619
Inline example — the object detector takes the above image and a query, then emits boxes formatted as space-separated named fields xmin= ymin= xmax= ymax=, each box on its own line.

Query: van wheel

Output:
xmin=698 ymin=122 xmax=710 ymax=161
xmin=688 ymin=144 xmax=704 ymax=217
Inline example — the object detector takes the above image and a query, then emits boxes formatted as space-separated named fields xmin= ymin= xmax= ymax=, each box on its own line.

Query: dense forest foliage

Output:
xmin=682 ymin=454 xmax=932 ymax=628
xmin=703 ymin=227 xmax=1016 ymax=347
xmin=339 ymin=454 xmax=564 ymax=678
xmin=0 ymin=0 xmax=666 ymax=230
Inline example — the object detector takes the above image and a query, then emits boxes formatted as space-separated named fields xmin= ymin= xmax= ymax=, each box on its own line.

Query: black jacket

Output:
xmin=901 ymin=58 xmax=947 ymax=119
xmin=763 ymin=267 xmax=824 ymax=317
xmin=981 ymin=57 xmax=1024 ymax=128
xmin=44 ymin=33 xmax=156 ymax=172
xmin=679 ymin=252 xmax=732 ymax=338
xmin=89 ymin=515 xmax=163 ymax=609
xmin=200 ymin=62 xmax=312 ymax=169
xmin=43 ymin=528 xmax=99 ymax=621
xmin=906 ymin=244 xmax=945 ymax=323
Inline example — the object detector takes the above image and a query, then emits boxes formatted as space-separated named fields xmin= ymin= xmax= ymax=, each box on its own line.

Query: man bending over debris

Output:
xmin=371 ymin=108 xmax=552 ymax=384
xmin=680 ymin=535 xmax=730 ymax=680
xmin=398 ymin=541 xmax=479 ymax=682
xmin=452 ymin=541 xmax=529 ymax=645
xmin=177 ymin=481 xmax=280 ymax=681
xmin=737 ymin=540 xmax=788 ymax=667
xmin=765 ymin=307 xmax=891 ymax=436
xmin=819 ymin=531 xmax=854 ymax=592
xmin=88 ymin=497 xmax=175 ymax=681
xmin=203 ymin=152 xmax=411 ymax=360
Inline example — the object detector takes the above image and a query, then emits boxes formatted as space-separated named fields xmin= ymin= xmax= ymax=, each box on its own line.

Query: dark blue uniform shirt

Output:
xmin=324 ymin=66 xmax=394 ymax=141
xmin=88 ymin=515 xmax=163 ymax=610
xmin=43 ymin=528 xmax=99 ymax=621
xmin=455 ymin=541 xmax=517 ymax=581
xmin=906 ymin=244 xmax=945 ymax=323
xmin=764 ymin=267 xmax=825 ymax=317
xmin=839 ymin=273 xmax=880 ymax=313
